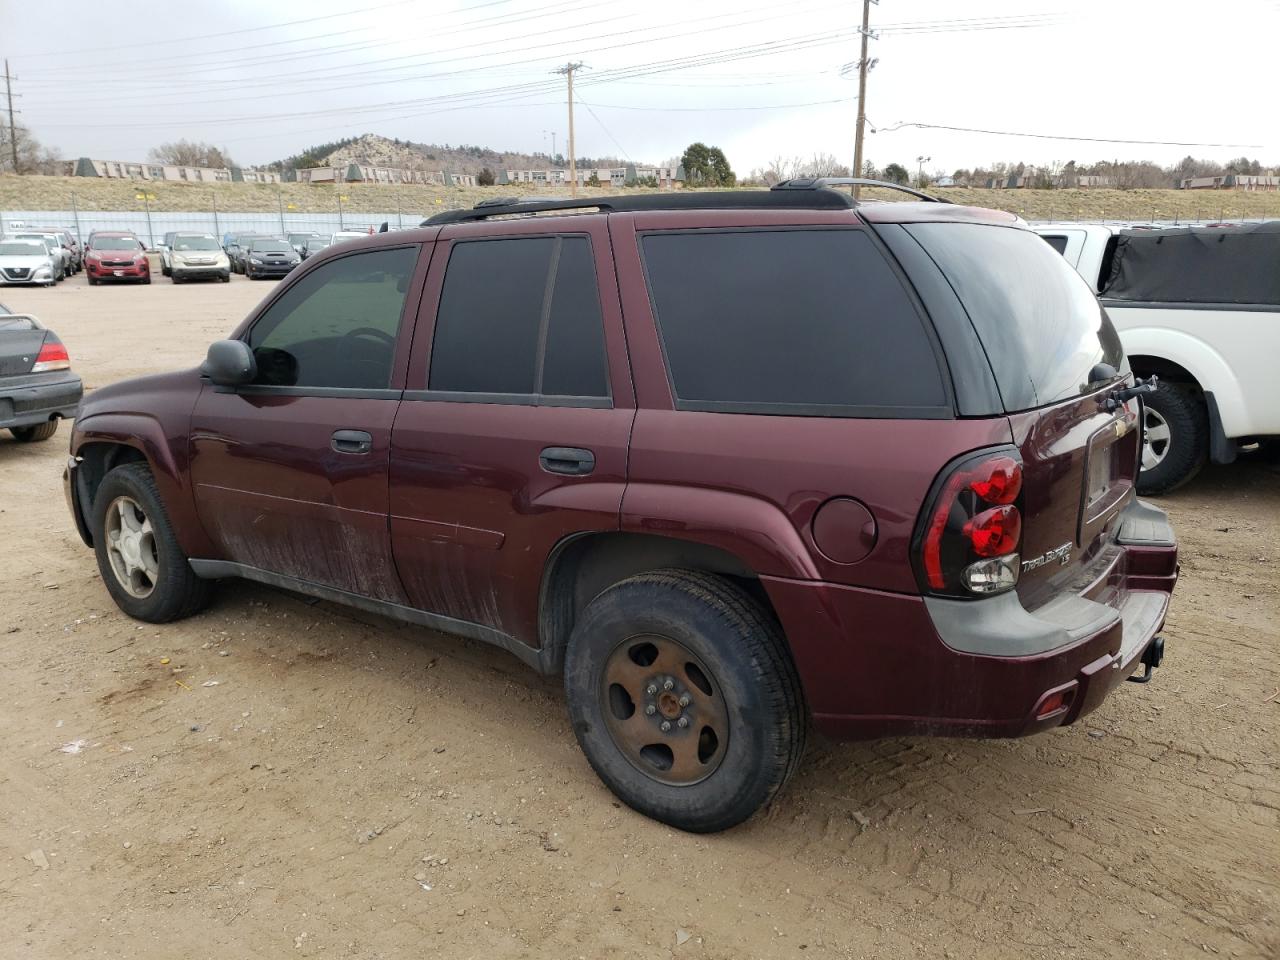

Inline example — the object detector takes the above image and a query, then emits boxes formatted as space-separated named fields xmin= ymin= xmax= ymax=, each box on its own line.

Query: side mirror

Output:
xmin=201 ymin=339 xmax=256 ymax=388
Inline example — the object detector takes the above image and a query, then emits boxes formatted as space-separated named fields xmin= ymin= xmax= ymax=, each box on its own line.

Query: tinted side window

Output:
xmin=641 ymin=229 xmax=947 ymax=414
xmin=247 ymin=246 xmax=418 ymax=390
xmin=428 ymin=236 xmax=608 ymax=399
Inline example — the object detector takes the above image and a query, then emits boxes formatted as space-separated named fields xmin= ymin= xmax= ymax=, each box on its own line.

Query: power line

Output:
xmin=33 ymin=25 xmax=864 ymax=129
xmin=575 ymin=98 xmax=631 ymax=161
xmin=16 ymin=0 xmax=430 ymax=58
xmin=875 ymin=120 xmax=1265 ymax=149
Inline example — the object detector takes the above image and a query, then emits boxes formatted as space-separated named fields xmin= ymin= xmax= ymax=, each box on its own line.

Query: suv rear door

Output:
xmin=390 ymin=215 xmax=634 ymax=648
xmin=188 ymin=243 xmax=427 ymax=600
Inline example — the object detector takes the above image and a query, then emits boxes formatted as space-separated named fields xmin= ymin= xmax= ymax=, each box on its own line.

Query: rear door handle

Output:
xmin=539 ymin=446 xmax=595 ymax=476
xmin=331 ymin=429 xmax=373 ymax=455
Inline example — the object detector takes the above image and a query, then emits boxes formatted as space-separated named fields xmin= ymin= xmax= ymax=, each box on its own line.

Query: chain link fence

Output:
xmin=1 ymin=201 xmax=472 ymax=249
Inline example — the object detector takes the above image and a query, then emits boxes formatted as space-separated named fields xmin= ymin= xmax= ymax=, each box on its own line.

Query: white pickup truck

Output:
xmin=1033 ymin=222 xmax=1280 ymax=493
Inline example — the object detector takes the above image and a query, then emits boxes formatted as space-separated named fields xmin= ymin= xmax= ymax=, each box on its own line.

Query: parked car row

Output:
xmin=0 ymin=227 xmax=82 ymax=285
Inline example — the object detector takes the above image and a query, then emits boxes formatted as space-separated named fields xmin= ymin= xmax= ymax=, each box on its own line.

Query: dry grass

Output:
xmin=3 ymin=174 xmax=1280 ymax=222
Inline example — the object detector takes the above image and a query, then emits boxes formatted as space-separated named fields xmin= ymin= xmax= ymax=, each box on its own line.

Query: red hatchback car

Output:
xmin=64 ymin=182 xmax=1177 ymax=831
xmin=84 ymin=232 xmax=150 ymax=285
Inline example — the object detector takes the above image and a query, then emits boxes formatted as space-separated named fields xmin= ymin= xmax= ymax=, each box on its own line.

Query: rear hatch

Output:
xmin=900 ymin=221 xmax=1140 ymax=611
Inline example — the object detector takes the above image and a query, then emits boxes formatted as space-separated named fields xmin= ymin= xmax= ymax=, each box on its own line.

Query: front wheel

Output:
xmin=92 ymin=463 xmax=212 ymax=622
xmin=1137 ymin=382 xmax=1208 ymax=495
xmin=564 ymin=569 xmax=806 ymax=833
xmin=10 ymin=421 xmax=59 ymax=442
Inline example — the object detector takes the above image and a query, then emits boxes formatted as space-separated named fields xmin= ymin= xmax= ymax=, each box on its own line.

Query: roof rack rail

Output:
xmin=420 ymin=186 xmax=872 ymax=226
xmin=771 ymin=177 xmax=946 ymax=202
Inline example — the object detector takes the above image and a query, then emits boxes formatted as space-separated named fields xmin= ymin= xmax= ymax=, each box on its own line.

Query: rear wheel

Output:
xmin=10 ymin=421 xmax=59 ymax=442
xmin=1137 ymin=381 xmax=1208 ymax=495
xmin=91 ymin=463 xmax=212 ymax=622
xmin=564 ymin=569 xmax=806 ymax=833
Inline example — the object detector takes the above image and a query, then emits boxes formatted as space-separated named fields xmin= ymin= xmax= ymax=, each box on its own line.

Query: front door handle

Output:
xmin=539 ymin=446 xmax=595 ymax=476
xmin=331 ymin=429 xmax=373 ymax=455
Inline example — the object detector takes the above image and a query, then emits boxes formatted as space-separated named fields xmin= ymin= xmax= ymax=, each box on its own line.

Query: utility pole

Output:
xmin=4 ymin=59 xmax=20 ymax=173
xmin=556 ymin=62 xmax=584 ymax=197
xmin=851 ymin=1 xmax=877 ymax=198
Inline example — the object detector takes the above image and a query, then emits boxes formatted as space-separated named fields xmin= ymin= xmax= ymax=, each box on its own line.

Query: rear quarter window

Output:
xmin=640 ymin=228 xmax=950 ymax=417
xmin=906 ymin=223 xmax=1123 ymax=411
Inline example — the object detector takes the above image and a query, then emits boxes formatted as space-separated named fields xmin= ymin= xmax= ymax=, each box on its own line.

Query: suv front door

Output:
xmin=391 ymin=217 xmax=634 ymax=650
xmin=189 ymin=243 xmax=427 ymax=601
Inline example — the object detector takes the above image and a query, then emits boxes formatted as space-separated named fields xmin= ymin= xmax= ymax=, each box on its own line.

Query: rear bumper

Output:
xmin=766 ymin=499 xmax=1178 ymax=741
xmin=0 ymin=373 xmax=82 ymax=430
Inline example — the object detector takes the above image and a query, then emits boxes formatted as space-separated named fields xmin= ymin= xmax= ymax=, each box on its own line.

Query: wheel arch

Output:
xmin=537 ymin=531 xmax=784 ymax=676
xmin=1122 ymin=326 xmax=1248 ymax=439
xmin=71 ymin=414 xmax=215 ymax=557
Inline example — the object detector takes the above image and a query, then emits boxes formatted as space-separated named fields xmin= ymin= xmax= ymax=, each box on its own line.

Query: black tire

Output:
xmin=220 ymin=271 xmax=230 ymax=283
xmin=142 ymin=274 xmax=152 ymax=285
xmin=161 ymin=263 xmax=171 ymax=277
xmin=88 ymin=275 xmax=99 ymax=286
xmin=10 ymin=421 xmax=59 ymax=442
xmin=564 ymin=569 xmax=806 ymax=833
xmin=1137 ymin=382 xmax=1208 ymax=495
xmin=91 ymin=462 xmax=212 ymax=623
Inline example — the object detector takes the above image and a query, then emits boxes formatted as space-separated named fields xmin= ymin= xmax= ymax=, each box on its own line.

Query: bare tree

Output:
xmin=800 ymin=152 xmax=846 ymax=178
xmin=761 ymin=155 xmax=794 ymax=186
xmin=0 ymin=123 xmax=61 ymax=174
xmin=149 ymin=139 xmax=236 ymax=169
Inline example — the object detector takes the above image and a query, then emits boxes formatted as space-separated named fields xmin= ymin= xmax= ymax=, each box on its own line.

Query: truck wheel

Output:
xmin=564 ymin=569 xmax=806 ymax=833
xmin=1137 ymin=382 xmax=1208 ymax=495
xmin=10 ymin=421 xmax=59 ymax=442
xmin=92 ymin=462 xmax=212 ymax=623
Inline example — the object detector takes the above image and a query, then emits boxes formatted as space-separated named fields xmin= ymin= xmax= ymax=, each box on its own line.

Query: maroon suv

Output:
xmin=64 ymin=182 xmax=1177 ymax=832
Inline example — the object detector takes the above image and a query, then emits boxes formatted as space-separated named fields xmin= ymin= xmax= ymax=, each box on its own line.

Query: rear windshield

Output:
xmin=906 ymin=223 xmax=1122 ymax=411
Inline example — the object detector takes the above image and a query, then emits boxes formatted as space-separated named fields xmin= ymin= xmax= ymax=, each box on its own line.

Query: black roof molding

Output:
xmin=422 ymin=188 xmax=859 ymax=225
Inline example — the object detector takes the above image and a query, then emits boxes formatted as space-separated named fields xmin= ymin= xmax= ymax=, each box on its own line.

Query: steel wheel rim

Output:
xmin=600 ymin=633 xmax=730 ymax=787
xmin=104 ymin=496 xmax=159 ymax=599
xmin=1142 ymin=408 xmax=1172 ymax=471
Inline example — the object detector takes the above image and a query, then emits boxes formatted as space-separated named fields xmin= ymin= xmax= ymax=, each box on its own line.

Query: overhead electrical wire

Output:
xmin=874 ymin=121 xmax=1264 ymax=149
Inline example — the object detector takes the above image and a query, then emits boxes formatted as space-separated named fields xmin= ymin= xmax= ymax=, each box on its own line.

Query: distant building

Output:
xmin=985 ymin=175 xmax=1029 ymax=189
xmin=66 ymin=157 xmax=281 ymax=183
xmin=291 ymin=164 xmax=476 ymax=187
xmin=1181 ymin=174 xmax=1280 ymax=190
xmin=1062 ymin=175 xmax=1114 ymax=188
xmin=499 ymin=166 xmax=683 ymax=188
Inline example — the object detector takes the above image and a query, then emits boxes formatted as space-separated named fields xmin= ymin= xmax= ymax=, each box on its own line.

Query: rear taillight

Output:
xmin=917 ymin=451 xmax=1024 ymax=597
xmin=32 ymin=340 xmax=70 ymax=372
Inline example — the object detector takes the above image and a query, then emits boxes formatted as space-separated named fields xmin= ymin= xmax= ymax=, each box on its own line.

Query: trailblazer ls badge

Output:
xmin=1022 ymin=542 xmax=1073 ymax=573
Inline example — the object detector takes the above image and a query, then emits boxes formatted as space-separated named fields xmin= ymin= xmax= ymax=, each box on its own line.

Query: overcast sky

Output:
xmin=6 ymin=0 xmax=1277 ymax=174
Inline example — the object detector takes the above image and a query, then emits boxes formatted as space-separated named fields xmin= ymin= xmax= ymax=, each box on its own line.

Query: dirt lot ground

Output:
xmin=1 ymin=275 xmax=1277 ymax=960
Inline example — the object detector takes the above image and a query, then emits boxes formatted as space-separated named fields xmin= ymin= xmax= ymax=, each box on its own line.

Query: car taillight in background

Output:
xmin=32 ymin=339 xmax=71 ymax=373
xmin=917 ymin=450 xmax=1024 ymax=597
